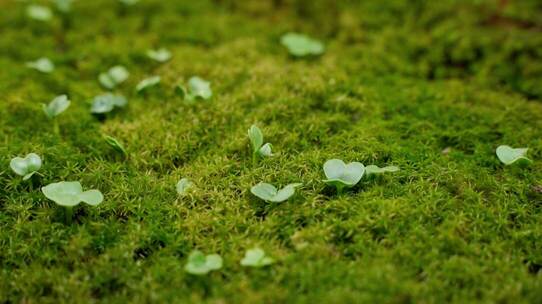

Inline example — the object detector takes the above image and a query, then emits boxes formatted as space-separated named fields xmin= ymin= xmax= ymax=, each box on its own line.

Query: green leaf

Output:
xmin=104 ymin=136 xmax=127 ymax=156
xmin=91 ymin=93 xmax=127 ymax=114
xmin=27 ymin=5 xmax=53 ymax=21
xmin=147 ymin=48 xmax=171 ymax=63
xmin=26 ymin=58 xmax=55 ymax=73
xmin=10 ymin=153 xmax=42 ymax=180
xmin=186 ymin=76 xmax=212 ymax=100
xmin=42 ymin=181 xmax=103 ymax=207
xmin=258 ymin=143 xmax=273 ymax=157
xmin=280 ymin=33 xmax=325 ymax=57
xmin=248 ymin=125 xmax=263 ymax=152
xmin=99 ymin=65 xmax=129 ymax=89
xmin=240 ymin=248 xmax=274 ymax=267
xmin=496 ymin=145 xmax=532 ymax=165
xmin=323 ymin=159 xmax=364 ymax=189
xmin=54 ymin=0 xmax=74 ymax=13
xmin=136 ymin=76 xmax=161 ymax=93
xmin=43 ymin=95 xmax=70 ymax=119
xmin=365 ymin=165 xmax=400 ymax=175
xmin=250 ymin=182 xmax=302 ymax=203
xmin=176 ymin=178 xmax=194 ymax=195
xmin=184 ymin=250 xmax=223 ymax=275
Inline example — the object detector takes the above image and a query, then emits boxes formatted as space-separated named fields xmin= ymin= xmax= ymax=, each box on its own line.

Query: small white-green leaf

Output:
xmin=496 ymin=145 xmax=532 ymax=165
xmin=27 ymin=5 xmax=53 ymax=21
xmin=10 ymin=153 xmax=42 ymax=180
xmin=176 ymin=178 xmax=194 ymax=195
xmin=43 ymin=95 xmax=70 ymax=119
xmin=186 ymin=76 xmax=212 ymax=100
xmin=365 ymin=165 xmax=400 ymax=175
xmin=240 ymin=248 xmax=274 ymax=267
xmin=184 ymin=250 xmax=223 ymax=275
xmin=136 ymin=76 xmax=161 ymax=93
xmin=91 ymin=93 xmax=127 ymax=114
xmin=248 ymin=125 xmax=263 ymax=152
xmin=54 ymin=0 xmax=74 ymax=13
xmin=42 ymin=181 xmax=103 ymax=207
xmin=251 ymin=182 xmax=302 ymax=203
xmin=99 ymin=65 xmax=129 ymax=89
xmin=281 ymin=33 xmax=325 ymax=57
xmin=323 ymin=159 xmax=364 ymax=188
xmin=26 ymin=57 xmax=54 ymax=73
xmin=258 ymin=143 xmax=273 ymax=157
xmin=147 ymin=48 xmax=171 ymax=63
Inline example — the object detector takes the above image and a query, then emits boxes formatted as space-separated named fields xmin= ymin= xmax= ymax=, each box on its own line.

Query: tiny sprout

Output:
xmin=496 ymin=145 xmax=532 ymax=165
xmin=147 ymin=48 xmax=171 ymax=63
xmin=176 ymin=178 xmax=194 ymax=195
xmin=240 ymin=248 xmax=274 ymax=267
xmin=43 ymin=95 xmax=70 ymax=135
xmin=26 ymin=57 xmax=54 ymax=73
xmin=176 ymin=76 xmax=212 ymax=102
xmin=323 ymin=159 xmax=364 ymax=194
xmin=10 ymin=153 xmax=42 ymax=180
xmin=184 ymin=250 xmax=223 ymax=275
xmin=280 ymin=33 xmax=325 ymax=57
xmin=365 ymin=165 xmax=400 ymax=175
xmin=42 ymin=181 xmax=103 ymax=223
xmin=250 ymin=182 xmax=302 ymax=203
xmin=26 ymin=5 xmax=53 ymax=21
xmin=91 ymin=93 xmax=127 ymax=114
xmin=136 ymin=76 xmax=161 ymax=93
xmin=98 ymin=65 xmax=129 ymax=89
xmin=54 ymin=0 xmax=74 ymax=13
xmin=248 ymin=125 xmax=273 ymax=163
xmin=104 ymin=136 xmax=127 ymax=156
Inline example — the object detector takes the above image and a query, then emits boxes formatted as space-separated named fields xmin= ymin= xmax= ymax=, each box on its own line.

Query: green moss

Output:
xmin=1 ymin=0 xmax=541 ymax=302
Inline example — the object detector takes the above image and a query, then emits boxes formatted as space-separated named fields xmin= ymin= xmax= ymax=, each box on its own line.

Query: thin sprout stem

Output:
xmin=64 ymin=206 xmax=73 ymax=224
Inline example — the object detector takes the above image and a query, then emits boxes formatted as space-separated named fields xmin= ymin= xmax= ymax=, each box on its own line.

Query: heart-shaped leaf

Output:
xmin=365 ymin=165 xmax=400 ymax=175
xmin=323 ymin=159 xmax=364 ymax=190
xmin=91 ymin=93 xmax=127 ymax=114
xmin=186 ymin=76 xmax=212 ymax=101
xmin=27 ymin=5 xmax=53 ymax=21
xmin=136 ymin=76 xmax=161 ymax=93
xmin=147 ymin=48 xmax=171 ymax=63
xmin=43 ymin=95 xmax=70 ymax=119
xmin=99 ymin=65 xmax=129 ymax=89
xmin=42 ymin=181 xmax=103 ymax=207
xmin=184 ymin=250 xmax=223 ymax=275
xmin=10 ymin=153 xmax=42 ymax=180
xmin=26 ymin=57 xmax=54 ymax=73
xmin=176 ymin=178 xmax=194 ymax=195
xmin=280 ymin=33 xmax=325 ymax=57
xmin=251 ymin=182 xmax=302 ymax=203
xmin=496 ymin=145 xmax=532 ymax=165
xmin=240 ymin=248 xmax=274 ymax=267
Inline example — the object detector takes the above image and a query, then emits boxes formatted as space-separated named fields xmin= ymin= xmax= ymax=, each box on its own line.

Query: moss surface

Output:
xmin=1 ymin=0 xmax=541 ymax=303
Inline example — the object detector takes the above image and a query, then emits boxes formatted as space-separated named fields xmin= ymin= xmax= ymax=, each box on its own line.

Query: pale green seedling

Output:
xmin=136 ymin=76 xmax=161 ymax=93
xmin=281 ymin=33 xmax=325 ymax=57
xmin=104 ymin=136 xmax=127 ymax=156
xmin=43 ymin=95 xmax=70 ymax=134
xmin=240 ymin=248 xmax=274 ymax=267
xmin=176 ymin=76 xmax=212 ymax=102
xmin=10 ymin=153 xmax=42 ymax=180
xmin=248 ymin=125 xmax=273 ymax=163
xmin=323 ymin=159 xmax=364 ymax=194
xmin=27 ymin=5 xmax=53 ymax=21
xmin=496 ymin=145 xmax=532 ymax=165
xmin=365 ymin=165 xmax=400 ymax=175
xmin=251 ymin=182 xmax=302 ymax=203
xmin=99 ymin=65 xmax=129 ymax=89
xmin=26 ymin=57 xmax=54 ymax=73
xmin=42 ymin=181 xmax=103 ymax=223
xmin=176 ymin=178 xmax=194 ymax=195
xmin=147 ymin=48 xmax=171 ymax=63
xmin=54 ymin=0 xmax=74 ymax=13
xmin=184 ymin=250 xmax=223 ymax=275
xmin=91 ymin=93 xmax=127 ymax=114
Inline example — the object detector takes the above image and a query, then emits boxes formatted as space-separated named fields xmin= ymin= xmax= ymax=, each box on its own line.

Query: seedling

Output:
xmin=323 ymin=159 xmax=364 ymax=194
xmin=280 ymin=33 xmax=325 ymax=57
xmin=248 ymin=125 xmax=273 ymax=164
xmin=496 ymin=145 xmax=532 ymax=165
xmin=26 ymin=58 xmax=55 ymax=73
xmin=99 ymin=65 xmax=129 ymax=89
xmin=26 ymin=5 xmax=53 ymax=21
xmin=175 ymin=76 xmax=212 ymax=102
xmin=90 ymin=93 xmax=127 ymax=114
xmin=10 ymin=153 xmax=42 ymax=180
xmin=43 ymin=95 xmax=70 ymax=134
xmin=240 ymin=248 xmax=274 ymax=267
xmin=136 ymin=76 xmax=161 ymax=93
xmin=365 ymin=165 xmax=400 ymax=175
xmin=41 ymin=181 xmax=103 ymax=223
xmin=184 ymin=250 xmax=223 ymax=275
xmin=147 ymin=48 xmax=171 ymax=63
xmin=104 ymin=136 xmax=127 ymax=156
xmin=54 ymin=0 xmax=74 ymax=13
xmin=251 ymin=182 xmax=302 ymax=203
xmin=176 ymin=178 xmax=194 ymax=195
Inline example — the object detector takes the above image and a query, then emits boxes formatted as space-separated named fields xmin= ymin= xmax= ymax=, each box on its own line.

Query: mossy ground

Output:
xmin=1 ymin=0 xmax=541 ymax=303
